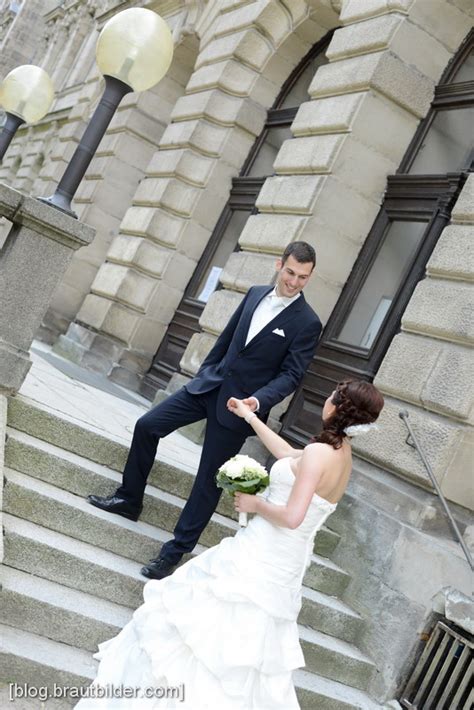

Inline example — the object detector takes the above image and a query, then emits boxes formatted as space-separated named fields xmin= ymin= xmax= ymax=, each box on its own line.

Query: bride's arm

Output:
xmin=235 ymin=444 xmax=329 ymax=529
xmin=227 ymin=397 xmax=301 ymax=460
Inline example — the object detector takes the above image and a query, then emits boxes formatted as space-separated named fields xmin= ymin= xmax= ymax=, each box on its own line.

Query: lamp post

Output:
xmin=0 ymin=65 xmax=54 ymax=161
xmin=39 ymin=8 xmax=174 ymax=218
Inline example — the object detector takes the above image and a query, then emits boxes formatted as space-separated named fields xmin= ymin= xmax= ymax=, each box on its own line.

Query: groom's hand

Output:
xmin=242 ymin=397 xmax=258 ymax=412
xmin=227 ymin=397 xmax=253 ymax=418
xmin=227 ymin=397 xmax=258 ymax=417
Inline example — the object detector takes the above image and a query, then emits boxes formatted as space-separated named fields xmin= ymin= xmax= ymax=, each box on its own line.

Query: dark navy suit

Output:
xmin=117 ymin=285 xmax=321 ymax=564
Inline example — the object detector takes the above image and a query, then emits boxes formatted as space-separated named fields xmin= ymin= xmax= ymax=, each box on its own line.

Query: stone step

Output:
xmin=3 ymin=441 xmax=243 ymax=550
xmin=3 ymin=464 xmax=207 ymax=560
xmin=295 ymin=669 xmax=380 ymax=710
xmin=0 ymin=624 xmax=95 ymax=707
xmin=4 ymin=434 xmax=345 ymax=587
xmin=0 ymin=566 xmax=132 ymax=654
xmin=3 ymin=513 xmax=363 ymax=644
xmin=0 ymin=565 xmax=373 ymax=692
xmin=0 ymin=624 xmax=377 ymax=710
xmin=5 ymin=398 xmax=342 ymax=556
xmin=299 ymin=586 xmax=363 ymax=645
xmin=0 ymin=686 xmax=70 ymax=710
xmin=306 ymin=552 xmax=350 ymax=597
xmin=299 ymin=626 xmax=375 ymax=692
xmin=3 ymin=513 xmax=145 ymax=609
xmin=3 ymin=464 xmax=348 ymax=597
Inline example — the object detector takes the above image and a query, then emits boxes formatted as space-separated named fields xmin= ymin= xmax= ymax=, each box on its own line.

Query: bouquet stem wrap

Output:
xmin=216 ymin=454 xmax=269 ymax=528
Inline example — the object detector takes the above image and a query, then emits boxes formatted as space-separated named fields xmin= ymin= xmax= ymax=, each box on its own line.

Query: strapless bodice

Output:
xmin=264 ymin=456 xmax=337 ymax=527
xmin=228 ymin=457 xmax=337 ymax=592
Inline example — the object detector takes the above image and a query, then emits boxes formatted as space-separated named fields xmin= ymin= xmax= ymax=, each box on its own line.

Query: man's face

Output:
xmin=274 ymin=254 xmax=314 ymax=298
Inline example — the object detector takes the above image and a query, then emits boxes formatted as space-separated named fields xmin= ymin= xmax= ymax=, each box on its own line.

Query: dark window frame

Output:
xmin=280 ymin=28 xmax=473 ymax=445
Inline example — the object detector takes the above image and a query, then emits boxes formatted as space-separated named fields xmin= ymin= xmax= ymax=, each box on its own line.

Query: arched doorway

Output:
xmin=281 ymin=29 xmax=474 ymax=445
xmin=140 ymin=32 xmax=333 ymax=400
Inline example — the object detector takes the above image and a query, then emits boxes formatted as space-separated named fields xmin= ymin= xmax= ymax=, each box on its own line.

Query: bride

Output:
xmin=75 ymin=379 xmax=384 ymax=710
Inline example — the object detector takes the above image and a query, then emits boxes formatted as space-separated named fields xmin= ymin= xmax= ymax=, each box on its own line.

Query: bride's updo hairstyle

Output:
xmin=314 ymin=379 xmax=384 ymax=450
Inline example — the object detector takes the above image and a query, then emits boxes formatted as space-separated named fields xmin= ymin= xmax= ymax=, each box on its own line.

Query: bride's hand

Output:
xmin=227 ymin=397 xmax=252 ymax=419
xmin=234 ymin=492 xmax=258 ymax=514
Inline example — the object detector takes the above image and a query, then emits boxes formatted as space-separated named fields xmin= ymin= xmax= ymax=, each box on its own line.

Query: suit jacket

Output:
xmin=186 ymin=285 xmax=322 ymax=433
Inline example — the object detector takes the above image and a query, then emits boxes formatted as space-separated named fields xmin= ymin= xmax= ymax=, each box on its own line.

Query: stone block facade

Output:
xmin=1 ymin=1 xmax=473 ymax=701
xmin=1 ymin=0 xmax=471 ymax=501
xmin=357 ymin=174 xmax=474 ymax=509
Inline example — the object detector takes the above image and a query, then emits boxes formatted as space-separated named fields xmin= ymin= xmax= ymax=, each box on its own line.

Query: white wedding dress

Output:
xmin=75 ymin=457 xmax=337 ymax=710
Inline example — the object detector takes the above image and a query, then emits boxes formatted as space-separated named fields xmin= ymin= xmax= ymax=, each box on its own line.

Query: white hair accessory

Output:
xmin=344 ymin=423 xmax=378 ymax=437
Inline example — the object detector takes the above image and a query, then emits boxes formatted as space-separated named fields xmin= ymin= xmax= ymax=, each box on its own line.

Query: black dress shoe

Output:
xmin=87 ymin=494 xmax=142 ymax=522
xmin=141 ymin=557 xmax=176 ymax=580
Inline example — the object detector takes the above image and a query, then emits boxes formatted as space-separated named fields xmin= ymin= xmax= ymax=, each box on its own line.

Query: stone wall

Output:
xmin=181 ymin=0 xmax=467 ymax=378
xmin=325 ymin=105 xmax=473 ymax=703
xmin=59 ymin=0 xmax=337 ymax=388
xmin=355 ymin=174 xmax=474 ymax=511
xmin=0 ymin=0 xmax=197 ymax=351
xmin=3 ymin=0 xmax=468 ymax=389
xmin=0 ymin=0 xmax=45 ymax=78
xmin=49 ymin=36 xmax=199 ymax=351
xmin=2 ymin=1 xmax=471 ymax=396
xmin=0 ymin=394 xmax=6 ymax=565
xmin=0 ymin=1 xmax=472 ymax=701
xmin=0 ymin=2 xmax=101 ymax=229
xmin=329 ymin=456 xmax=472 ymax=702
xmin=40 ymin=2 xmax=199 ymax=346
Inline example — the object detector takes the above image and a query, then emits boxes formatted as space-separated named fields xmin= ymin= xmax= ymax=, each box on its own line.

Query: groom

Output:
xmin=88 ymin=241 xmax=322 ymax=579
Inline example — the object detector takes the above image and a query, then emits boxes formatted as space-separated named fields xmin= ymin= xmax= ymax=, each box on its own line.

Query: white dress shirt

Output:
xmin=243 ymin=288 xmax=300 ymax=412
xmin=245 ymin=287 xmax=301 ymax=346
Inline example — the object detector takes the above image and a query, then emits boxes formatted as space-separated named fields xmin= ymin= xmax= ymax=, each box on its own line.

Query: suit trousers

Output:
xmin=116 ymin=386 xmax=248 ymax=565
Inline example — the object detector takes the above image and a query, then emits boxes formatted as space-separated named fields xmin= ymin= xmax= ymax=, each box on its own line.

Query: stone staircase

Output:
xmin=1 ymin=394 xmax=381 ymax=709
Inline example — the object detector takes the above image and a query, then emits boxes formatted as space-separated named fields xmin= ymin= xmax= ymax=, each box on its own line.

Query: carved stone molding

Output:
xmin=172 ymin=0 xmax=207 ymax=42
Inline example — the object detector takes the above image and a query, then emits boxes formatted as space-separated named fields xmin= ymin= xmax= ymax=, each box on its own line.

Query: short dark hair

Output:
xmin=281 ymin=241 xmax=316 ymax=270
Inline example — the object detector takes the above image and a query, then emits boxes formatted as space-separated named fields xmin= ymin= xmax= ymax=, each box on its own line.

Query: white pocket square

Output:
xmin=272 ymin=328 xmax=285 ymax=337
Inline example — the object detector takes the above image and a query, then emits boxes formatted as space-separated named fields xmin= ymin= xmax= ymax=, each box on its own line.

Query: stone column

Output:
xmin=0 ymin=182 xmax=94 ymax=569
xmin=41 ymin=19 xmax=199 ymax=352
xmin=180 ymin=0 xmax=470 ymax=433
xmin=0 ymin=184 xmax=94 ymax=394
xmin=181 ymin=0 xmax=452 ymax=376
xmin=54 ymin=0 xmax=336 ymax=389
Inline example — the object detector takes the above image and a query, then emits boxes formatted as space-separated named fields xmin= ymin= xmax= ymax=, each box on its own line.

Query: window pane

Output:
xmin=246 ymin=125 xmax=293 ymax=177
xmin=336 ymin=221 xmax=426 ymax=349
xmin=409 ymin=107 xmax=474 ymax=174
xmin=195 ymin=209 xmax=252 ymax=302
xmin=278 ymin=52 xmax=329 ymax=109
xmin=451 ymin=49 xmax=474 ymax=83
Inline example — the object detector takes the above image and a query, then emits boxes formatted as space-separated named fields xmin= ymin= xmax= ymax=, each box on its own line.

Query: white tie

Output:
xmin=245 ymin=294 xmax=285 ymax=345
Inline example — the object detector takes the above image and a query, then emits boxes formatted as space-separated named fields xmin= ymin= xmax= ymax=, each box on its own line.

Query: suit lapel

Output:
xmin=238 ymin=286 xmax=273 ymax=350
xmin=243 ymin=291 xmax=306 ymax=349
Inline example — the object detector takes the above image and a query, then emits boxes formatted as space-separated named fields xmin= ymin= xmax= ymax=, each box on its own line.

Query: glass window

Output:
xmin=336 ymin=221 xmax=427 ymax=349
xmin=195 ymin=209 xmax=252 ymax=301
xmin=278 ymin=52 xmax=329 ymax=109
xmin=451 ymin=48 xmax=474 ymax=83
xmin=408 ymin=107 xmax=474 ymax=174
xmin=246 ymin=125 xmax=293 ymax=177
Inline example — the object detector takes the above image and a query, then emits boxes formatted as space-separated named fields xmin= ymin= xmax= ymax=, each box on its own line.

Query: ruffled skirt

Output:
xmin=75 ymin=532 xmax=305 ymax=710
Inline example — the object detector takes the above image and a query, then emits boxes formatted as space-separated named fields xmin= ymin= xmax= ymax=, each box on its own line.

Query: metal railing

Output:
xmin=399 ymin=410 xmax=474 ymax=571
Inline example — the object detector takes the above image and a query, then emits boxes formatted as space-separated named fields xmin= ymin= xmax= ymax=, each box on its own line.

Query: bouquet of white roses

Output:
xmin=216 ymin=454 xmax=269 ymax=527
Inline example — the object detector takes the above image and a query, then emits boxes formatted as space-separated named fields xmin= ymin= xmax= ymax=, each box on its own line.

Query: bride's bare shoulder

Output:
xmin=302 ymin=442 xmax=338 ymax=462
xmin=304 ymin=441 xmax=334 ymax=455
